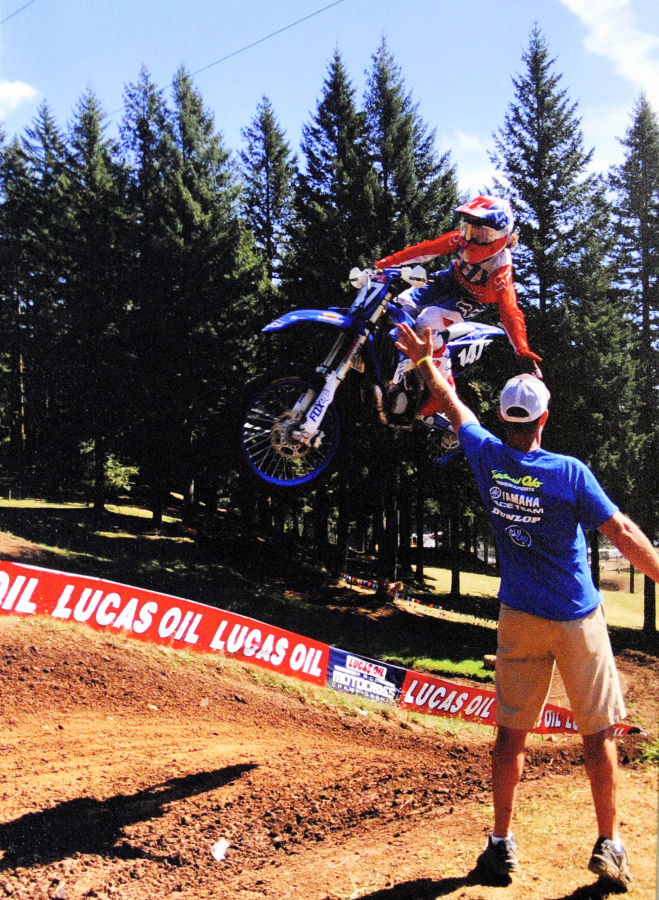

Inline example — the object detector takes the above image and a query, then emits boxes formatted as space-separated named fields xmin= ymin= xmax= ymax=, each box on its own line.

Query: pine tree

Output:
xmin=546 ymin=186 xmax=641 ymax=500
xmin=0 ymin=135 xmax=32 ymax=482
xmin=240 ymin=96 xmax=297 ymax=373
xmin=490 ymin=26 xmax=597 ymax=328
xmin=13 ymin=103 xmax=70 ymax=489
xmin=610 ymin=93 xmax=659 ymax=379
xmin=120 ymin=67 xmax=261 ymax=522
xmin=490 ymin=27 xmax=644 ymax=594
xmin=364 ymin=38 xmax=459 ymax=258
xmin=287 ymin=50 xmax=376 ymax=310
xmin=63 ymin=88 xmax=129 ymax=509
xmin=0 ymin=135 xmax=31 ymax=488
xmin=169 ymin=66 xmax=261 ymax=516
xmin=240 ymin=96 xmax=296 ymax=283
xmin=610 ymin=93 xmax=659 ymax=630
xmin=120 ymin=67 xmax=178 ymax=521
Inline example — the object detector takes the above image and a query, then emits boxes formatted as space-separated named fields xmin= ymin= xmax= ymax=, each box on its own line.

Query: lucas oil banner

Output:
xmin=0 ymin=560 xmax=640 ymax=736
xmin=399 ymin=669 xmax=588 ymax=736
xmin=0 ymin=560 xmax=329 ymax=686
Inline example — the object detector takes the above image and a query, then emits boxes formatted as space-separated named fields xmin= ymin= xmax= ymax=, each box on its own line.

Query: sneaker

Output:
xmin=588 ymin=838 xmax=633 ymax=892
xmin=477 ymin=834 xmax=519 ymax=876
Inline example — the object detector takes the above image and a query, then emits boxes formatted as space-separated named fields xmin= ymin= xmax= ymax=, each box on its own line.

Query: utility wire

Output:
xmin=106 ymin=0 xmax=348 ymax=119
xmin=1 ymin=0 xmax=36 ymax=25
xmin=189 ymin=0 xmax=347 ymax=79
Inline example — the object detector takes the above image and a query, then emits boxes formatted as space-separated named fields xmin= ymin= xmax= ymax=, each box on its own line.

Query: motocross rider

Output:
xmin=375 ymin=195 xmax=542 ymax=417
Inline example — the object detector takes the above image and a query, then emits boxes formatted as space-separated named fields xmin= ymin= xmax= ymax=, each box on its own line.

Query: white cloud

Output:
xmin=440 ymin=130 xmax=509 ymax=197
xmin=581 ymin=103 xmax=630 ymax=172
xmin=559 ymin=0 xmax=659 ymax=109
xmin=0 ymin=79 xmax=38 ymax=118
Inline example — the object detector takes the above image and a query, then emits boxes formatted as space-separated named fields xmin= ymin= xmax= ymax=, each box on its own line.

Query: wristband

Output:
xmin=416 ymin=355 xmax=433 ymax=368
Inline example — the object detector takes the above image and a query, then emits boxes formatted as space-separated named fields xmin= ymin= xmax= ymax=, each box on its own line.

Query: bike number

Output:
xmin=457 ymin=339 xmax=486 ymax=368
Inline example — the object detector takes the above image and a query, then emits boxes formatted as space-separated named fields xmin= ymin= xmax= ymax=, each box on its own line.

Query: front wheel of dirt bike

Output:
xmin=239 ymin=370 xmax=341 ymax=487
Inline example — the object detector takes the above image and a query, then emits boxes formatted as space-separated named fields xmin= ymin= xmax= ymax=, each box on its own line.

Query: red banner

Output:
xmin=0 ymin=560 xmax=329 ymax=685
xmin=0 ymin=561 xmax=640 ymax=736
xmin=399 ymin=666 xmax=636 ymax=736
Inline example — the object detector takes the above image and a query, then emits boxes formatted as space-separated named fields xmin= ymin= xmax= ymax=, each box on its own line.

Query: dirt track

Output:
xmin=0 ymin=529 xmax=656 ymax=898
xmin=0 ymin=604 xmax=656 ymax=900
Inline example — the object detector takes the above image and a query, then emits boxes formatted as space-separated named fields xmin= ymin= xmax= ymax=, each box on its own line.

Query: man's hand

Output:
xmin=395 ymin=322 xmax=477 ymax=433
xmin=395 ymin=322 xmax=433 ymax=366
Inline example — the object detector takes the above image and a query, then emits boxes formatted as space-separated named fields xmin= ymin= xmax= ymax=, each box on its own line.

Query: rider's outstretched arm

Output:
xmin=395 ymin=323 xmax=477 ymax=433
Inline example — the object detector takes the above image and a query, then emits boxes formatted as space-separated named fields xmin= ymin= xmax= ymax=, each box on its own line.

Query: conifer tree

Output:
xmin=364 ymin=38 xmax=459 ymax=258
xmin=13 ymin=103 xmax=69 ymax=488
xmin=490 ymin=28 xmax=643 ymax=593
xmin=169 ymin=67 xmax=261 ymax=514
xmin=240 ymin=97 xmax=297 ymax=374
xmin=546 ymin=186 xmax=641 ymax=500
xmin=610 ymin=93 xmax=659 ymax=630
xmin=63 ymin=88 xmax=129 ymax=509
xmin=0 ymin=135 xmax=31 ymax=486
xmin=240 ymin=96 xmax=296 ymax=283
xmin=288 ymin=50 xmax=376 ymax=310
xmin=610 ymin=93 xmax=659 ymax=380
xmin=120 ymin=68 xmax=178 ymax=520
xmin=490 ymin=26 xmax=597 ymax=329
xmin=121 ymin=67 xmax=260 ymax=520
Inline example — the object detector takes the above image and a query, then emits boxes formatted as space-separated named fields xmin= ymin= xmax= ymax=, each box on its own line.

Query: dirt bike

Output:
xmin=239 ymin=266 xmax=506 ymax=487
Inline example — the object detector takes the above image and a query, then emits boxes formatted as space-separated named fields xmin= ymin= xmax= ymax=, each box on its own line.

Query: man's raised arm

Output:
xmin=394 ymin=323 xmax=478 ymax=433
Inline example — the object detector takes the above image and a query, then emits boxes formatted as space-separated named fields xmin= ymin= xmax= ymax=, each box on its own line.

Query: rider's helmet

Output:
xmin=456 ymin=195 xmax=515 ymax=264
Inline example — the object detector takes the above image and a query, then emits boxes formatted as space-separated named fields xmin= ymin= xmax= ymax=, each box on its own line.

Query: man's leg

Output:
xmin=492 ymin=725 xmax=528 ymax=837
xmin=584 ymin=728 xmax=633 ymax=891
xmin=477 ymin=726 xmax=527 ymax=876
xmin=582 ymin=726 xmax=619 ymax=841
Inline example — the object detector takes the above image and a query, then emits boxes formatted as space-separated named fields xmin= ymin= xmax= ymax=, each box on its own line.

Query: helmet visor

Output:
xmin=459 ymin=219 xmax=502 ymax=246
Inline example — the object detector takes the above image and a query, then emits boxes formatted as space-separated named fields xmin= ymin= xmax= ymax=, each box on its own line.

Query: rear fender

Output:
xmin=448 ymin=323 xmax=506 ymax=376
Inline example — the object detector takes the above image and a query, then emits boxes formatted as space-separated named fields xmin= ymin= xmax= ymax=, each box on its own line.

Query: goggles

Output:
xmin=459 ymin=218 xmax=503 ymax=245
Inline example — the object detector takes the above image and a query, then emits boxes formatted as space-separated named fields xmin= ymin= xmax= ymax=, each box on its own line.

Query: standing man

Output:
xmin=395 ymin=322 xmax=659 ymax=893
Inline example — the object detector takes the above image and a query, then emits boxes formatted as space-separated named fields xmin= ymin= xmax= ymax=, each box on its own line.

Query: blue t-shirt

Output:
xmin=459 ymin=422 xmax=618 ymax=621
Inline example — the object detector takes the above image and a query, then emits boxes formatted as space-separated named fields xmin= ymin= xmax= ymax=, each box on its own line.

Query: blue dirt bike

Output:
xmin=239 ymin=267 xmax=505 ymax=487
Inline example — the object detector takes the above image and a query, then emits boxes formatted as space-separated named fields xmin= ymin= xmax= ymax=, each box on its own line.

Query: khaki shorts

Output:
xmin=495 ymin=603 xmax=626 ymax=735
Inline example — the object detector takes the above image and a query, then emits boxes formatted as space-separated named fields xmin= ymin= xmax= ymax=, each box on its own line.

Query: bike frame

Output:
xmin=261 ymin=269 xmax=504 ymax=440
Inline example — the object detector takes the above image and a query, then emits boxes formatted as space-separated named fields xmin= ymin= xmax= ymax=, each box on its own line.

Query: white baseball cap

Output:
xmin=499 ymin=374 xmax=551 ymax=423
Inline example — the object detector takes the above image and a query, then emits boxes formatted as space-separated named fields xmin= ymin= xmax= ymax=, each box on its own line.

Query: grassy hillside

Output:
xmin=0 ymin=499 xmax=655 ymax=670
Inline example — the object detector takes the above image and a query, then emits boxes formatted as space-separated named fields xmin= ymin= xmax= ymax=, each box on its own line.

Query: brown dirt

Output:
xmin=0 ymin=539 xmax=657 ymax=900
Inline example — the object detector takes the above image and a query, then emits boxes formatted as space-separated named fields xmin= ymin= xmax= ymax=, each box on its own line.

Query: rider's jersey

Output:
xmin=376 ymin=230 xmax=533 ymax=357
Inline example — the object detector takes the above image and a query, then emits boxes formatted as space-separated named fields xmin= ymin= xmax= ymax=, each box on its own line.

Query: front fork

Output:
xmin=294 ymin=292 xmax=392 ymax=443
xmin=293 ymin=330 xmax=369 ymax=444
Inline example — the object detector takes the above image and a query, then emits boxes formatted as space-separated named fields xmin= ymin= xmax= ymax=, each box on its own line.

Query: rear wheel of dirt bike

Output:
xmin=239 ymin=369 xmax=340 ymax=487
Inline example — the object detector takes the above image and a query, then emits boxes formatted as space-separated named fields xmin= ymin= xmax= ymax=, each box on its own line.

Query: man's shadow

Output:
xmin=0 ymin=763 xmax=256 ymax=870
xmin=354 ymin=870 xmax=623 ymax=899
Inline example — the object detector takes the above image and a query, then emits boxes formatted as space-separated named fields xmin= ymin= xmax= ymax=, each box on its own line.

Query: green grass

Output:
xmin=411 ymin=656 xmax=495 ymax=682
xmin=421 ymin=564 xmax=657 ymax=630
xmin=638 ymin=738 xmax=659 ymax=766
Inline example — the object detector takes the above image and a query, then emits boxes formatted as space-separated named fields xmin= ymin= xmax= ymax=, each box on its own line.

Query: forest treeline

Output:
xmin=0 ymin=29 xmax=657 ymax=626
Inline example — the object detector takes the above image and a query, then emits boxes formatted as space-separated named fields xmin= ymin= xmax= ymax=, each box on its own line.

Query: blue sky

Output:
xmin=1 ymin=0 xmax=658 ymax=194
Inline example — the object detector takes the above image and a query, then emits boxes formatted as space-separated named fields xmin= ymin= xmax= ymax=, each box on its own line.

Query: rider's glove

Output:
xmin=515 ymin=349 xmax=543 ymax=377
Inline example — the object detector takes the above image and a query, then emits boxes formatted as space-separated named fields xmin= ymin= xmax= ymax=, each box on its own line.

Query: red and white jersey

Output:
xmin=376 ymin=231 xmax=533 ymax=357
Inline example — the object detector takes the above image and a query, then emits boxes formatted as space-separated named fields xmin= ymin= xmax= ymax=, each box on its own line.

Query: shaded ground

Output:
xmin=0 ymin=528 xmax=657 ymax=899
